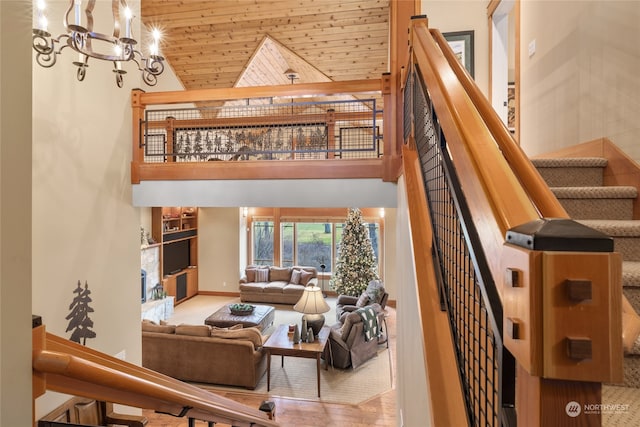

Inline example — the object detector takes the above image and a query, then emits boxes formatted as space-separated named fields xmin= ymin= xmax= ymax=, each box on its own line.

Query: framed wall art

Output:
xmin=443 ymin=30 xmax=475 ymax=78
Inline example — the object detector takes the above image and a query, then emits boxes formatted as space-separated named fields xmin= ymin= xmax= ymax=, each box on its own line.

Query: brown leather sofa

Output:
xmin=141 ymin=322 xmax=267 ymax=389
xmin=239 ymin=265 xmax=318 ymax=304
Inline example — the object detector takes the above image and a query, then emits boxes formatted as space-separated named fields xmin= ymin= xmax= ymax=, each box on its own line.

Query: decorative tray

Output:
xmin=229 ymin=303 xmax=255 ymax=316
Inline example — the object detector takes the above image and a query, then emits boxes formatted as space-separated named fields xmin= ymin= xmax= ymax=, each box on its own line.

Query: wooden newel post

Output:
xmin=131 ymin=89 xmax=146 ymax=184
xmin=501 ymin=219 xmax=623 ymax=426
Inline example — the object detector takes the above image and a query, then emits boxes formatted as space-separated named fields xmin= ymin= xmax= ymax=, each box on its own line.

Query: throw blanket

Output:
xmin=356 ymin=306 xmax=379 ymax=342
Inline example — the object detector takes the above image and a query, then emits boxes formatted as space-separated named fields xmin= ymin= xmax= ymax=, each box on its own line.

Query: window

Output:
xmin=281 ymin=222 xmax=294 ymax=267
xmin=249 ymin=209 xmax=384 ymax=279
xmin=295 ymin=223 xmax=332 ymax=271
xmin=252 ymin=221 xmax=274 ymax=265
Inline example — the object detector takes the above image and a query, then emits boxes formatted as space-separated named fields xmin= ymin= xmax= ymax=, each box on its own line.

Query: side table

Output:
xmin=263 ymin=324 xmax=330 ymax=397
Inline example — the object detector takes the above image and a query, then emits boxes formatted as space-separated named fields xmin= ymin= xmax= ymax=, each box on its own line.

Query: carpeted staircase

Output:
xmin=532 ymin=157 xmax=640 ymax=388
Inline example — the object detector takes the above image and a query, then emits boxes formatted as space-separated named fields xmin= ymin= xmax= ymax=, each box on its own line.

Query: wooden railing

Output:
xmin=130 ymin=79 xmax=402 ymax=184
xmin=33 ymin=322 xmax=278 ymax=427
xmin=407 ymin=16 xmax=623 ymax=426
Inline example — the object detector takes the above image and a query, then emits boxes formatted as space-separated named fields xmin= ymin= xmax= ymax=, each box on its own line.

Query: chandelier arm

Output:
xmin=86 ymin=0 xmax=96 ymax=32
xmin=132 ymin=50 xmax=165 ymax=76
xmin=77 ymin=65 xmax=87 ymax=82
xmin=33 ymin=32 xmax=73 ymax=68
xmin=115 ymin=72 xmax=124 ymax=88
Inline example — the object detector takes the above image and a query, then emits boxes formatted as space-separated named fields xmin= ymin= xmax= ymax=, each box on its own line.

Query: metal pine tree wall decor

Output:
xmin=65 ymin=280 xmax=97 ymax=345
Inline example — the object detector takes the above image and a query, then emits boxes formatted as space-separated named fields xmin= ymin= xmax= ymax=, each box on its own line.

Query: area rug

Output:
xmin=198 ymin=347 xmax=392 ymax=405
xmin=169 ymin=296 xmax=393 ymax=404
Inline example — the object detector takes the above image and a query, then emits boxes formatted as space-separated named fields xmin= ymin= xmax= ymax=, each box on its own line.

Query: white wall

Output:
xmin=520 ymin=1 xmax=640 ymax=162
xmin=31 ymin=0 xmax=148 ymax=418
xmin=421 ymin=0 xmax=490 ymax=96
xmin=395 ymin=176 xmax=431 ymax=425
xmin=1 ymin=1 xmax=33 ymax=424
xmin=198 ymin=208 xmax=243 ymax=292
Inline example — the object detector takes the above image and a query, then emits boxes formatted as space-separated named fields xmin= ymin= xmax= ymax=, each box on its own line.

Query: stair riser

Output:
xmin=559 ymin=199 xmax=634 ymax=220
xmin=622 ymin=355 xmax=640 ymax=388
xmin=537 ymin=167 xmax=604 ymax=187
xmin=614 ymin=238 xmax=640 ymax=262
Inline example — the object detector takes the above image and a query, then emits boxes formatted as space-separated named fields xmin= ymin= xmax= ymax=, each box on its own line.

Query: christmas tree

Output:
xmin=330 ymin=208 xmax=379 ymax=296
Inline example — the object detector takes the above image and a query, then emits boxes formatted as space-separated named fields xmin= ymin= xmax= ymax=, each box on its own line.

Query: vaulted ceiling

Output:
xmin=141 ymin=0 xmax=390 ymax=90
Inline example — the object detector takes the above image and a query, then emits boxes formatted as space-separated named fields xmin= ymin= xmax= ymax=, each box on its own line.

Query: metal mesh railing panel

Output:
xmin=411 ymin=69 xmax=501 ymax=427
xmin=142 ymin=99 xmax=382 ymax=163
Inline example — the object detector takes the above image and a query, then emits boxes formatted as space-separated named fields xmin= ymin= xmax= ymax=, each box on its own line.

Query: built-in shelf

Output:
xmin=151 ymin=207 xmax=199 ymax=305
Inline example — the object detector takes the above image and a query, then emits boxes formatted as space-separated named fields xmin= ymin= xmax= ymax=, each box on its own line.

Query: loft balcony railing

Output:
xmin=405 ymin=16 xmax=623 ymax=426
xmin=131 ymin=79 xmax=402 ymax=184
xmin=143 ymin=99 xmax=382 ymax=163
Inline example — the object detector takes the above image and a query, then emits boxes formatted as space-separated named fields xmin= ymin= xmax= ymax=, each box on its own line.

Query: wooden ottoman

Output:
xmin=204 ymin=304 xmax=275 ymax=332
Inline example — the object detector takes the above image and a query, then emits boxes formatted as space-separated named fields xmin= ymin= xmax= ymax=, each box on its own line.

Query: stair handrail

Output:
xmin=33 ymin=326 xmax=278 ymax=427
xmin=429 ymin=29 xmax=567 ymax=219
xmin=411 ymin=17 xmax=539 ymax=283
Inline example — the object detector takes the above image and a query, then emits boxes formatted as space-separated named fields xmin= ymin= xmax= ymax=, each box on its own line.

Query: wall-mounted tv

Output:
xmin=163 ymin=240 xmax=190 ymax=275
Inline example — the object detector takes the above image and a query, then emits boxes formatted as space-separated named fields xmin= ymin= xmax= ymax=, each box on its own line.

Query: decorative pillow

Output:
xmin=270 ymin=266 xmax=292 ymax=282
xmin=299 ymin=270 xmax=313 ymax=285
xmin=366 ymin=280 xmax=385 ymax=303
xmin=245 ymin=268 xmax=257 ymax=282
xmin=290 ymin=269 xmax=302 ymax=285
xmin=356 ymin=293 xmax=370 ymax=308
xmin=210 ymin=326 xmax=263 ymax=349
xmin=255 ymin=268 xmax=269 ymax=282
xmin=175 ymin=324 xmax=211 ymax=337
xmin=142 ymin=322 xmax=175 ymax=334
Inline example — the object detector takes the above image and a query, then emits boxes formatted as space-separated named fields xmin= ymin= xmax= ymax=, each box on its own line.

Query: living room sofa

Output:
xmin=141 ymin=322 xmax=267 ymax=389
xmin=239 ymin=265 xmax=318 ymax=305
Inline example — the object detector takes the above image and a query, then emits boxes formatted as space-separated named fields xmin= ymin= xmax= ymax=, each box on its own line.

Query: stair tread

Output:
xmin=532 ymin=157 xmax=608 ymax=167
xmin=578 ymin=220 xmax=640 ymax=236
xmin=551 ymin=186 xmax=638 ymax=199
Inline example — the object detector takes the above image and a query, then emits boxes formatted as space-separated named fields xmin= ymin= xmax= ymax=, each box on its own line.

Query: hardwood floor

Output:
xmin=142 ymin=301 xmax=397 ymax=427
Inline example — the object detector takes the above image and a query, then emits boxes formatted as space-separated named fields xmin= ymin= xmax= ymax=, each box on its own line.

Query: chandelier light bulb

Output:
xmin=74 ymin=0 xmax=81 ymax=26
xmin=150 ymin=28 xmax=161 ymax=56
xmin=124 ymin=6 xmax=132 ymax=39
xmin=36 ymin=0 xmax=48 ymax=31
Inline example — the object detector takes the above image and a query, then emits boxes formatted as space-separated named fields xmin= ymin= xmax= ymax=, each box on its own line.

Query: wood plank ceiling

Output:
xmin=141 ymin=0 xmax=390 ymax=91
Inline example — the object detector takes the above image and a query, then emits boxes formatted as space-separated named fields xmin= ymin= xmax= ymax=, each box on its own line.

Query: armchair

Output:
xmin=335 ymin=279 xmax=388 ymax=322
xmin=323 ymin=303 xmax=385 ymax=369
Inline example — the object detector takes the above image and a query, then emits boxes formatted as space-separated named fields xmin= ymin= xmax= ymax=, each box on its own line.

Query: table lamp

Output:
xmin=293 ymin=285 xmax=330 ymax=335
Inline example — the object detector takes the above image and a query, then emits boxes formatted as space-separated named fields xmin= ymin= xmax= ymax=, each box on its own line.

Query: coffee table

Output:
xmin=263 ymin=324 xmax=330 ymax=397
xmin=204 ymin=304 xmax=275 ymax=331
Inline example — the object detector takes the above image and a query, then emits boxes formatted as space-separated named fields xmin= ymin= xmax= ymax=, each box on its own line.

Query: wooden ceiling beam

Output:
xmin=137 ymin=80 xmax=383 ymax=106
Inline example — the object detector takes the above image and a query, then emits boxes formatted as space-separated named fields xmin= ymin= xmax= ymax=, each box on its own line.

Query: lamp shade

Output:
xmin=294 ymin=286 xmax=330 ymax=315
